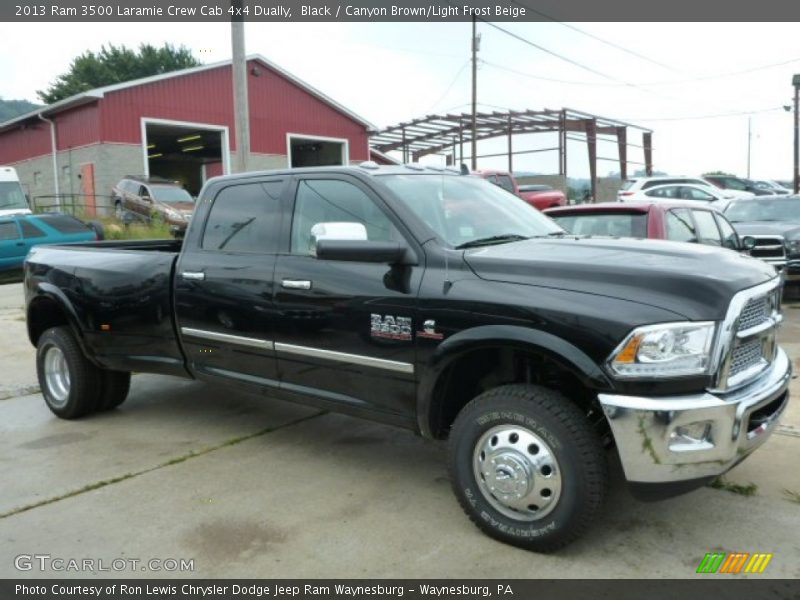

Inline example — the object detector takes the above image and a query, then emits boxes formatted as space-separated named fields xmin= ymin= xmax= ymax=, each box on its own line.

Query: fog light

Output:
xmin=669 ymin=421 xmax=713 ymax=451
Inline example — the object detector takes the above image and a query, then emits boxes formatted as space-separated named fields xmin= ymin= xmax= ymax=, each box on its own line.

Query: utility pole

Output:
xmin=471 ymin=15 xmax=479 ymax=171
xmin=794 ymin=74 xmax=800 ymax=194
xmin=231 ymin=0 xmax=250 ymax=174
xmin=747 ymin=117 xmax=751 ymax=179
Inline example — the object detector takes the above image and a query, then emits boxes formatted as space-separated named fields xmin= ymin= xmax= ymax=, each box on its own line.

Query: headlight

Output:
xmin=165 ymin=210 xmax=185 ymax=221
xmin=785 ymin=239 xmax=800 ymax=256
xmin=608 ymin=322 xmax=716 ymax=378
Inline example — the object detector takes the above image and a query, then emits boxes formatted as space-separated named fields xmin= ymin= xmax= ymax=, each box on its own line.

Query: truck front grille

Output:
xmin=749 ymin=236 xmax=786 ymax=263
xmin=715 ymin=280 xmax=782 ymax=391
xmin=729 ymin=339 xmax=765 ymax=378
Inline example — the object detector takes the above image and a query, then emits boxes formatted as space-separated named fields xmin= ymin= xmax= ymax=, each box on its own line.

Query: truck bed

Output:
xmin=25 ymin=239 xmax=188 ymax=378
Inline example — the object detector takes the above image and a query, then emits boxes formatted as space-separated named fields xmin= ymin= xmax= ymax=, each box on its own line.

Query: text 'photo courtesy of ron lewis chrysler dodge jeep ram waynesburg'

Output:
xmin=23 ymin=164 xmax=790 ymax=552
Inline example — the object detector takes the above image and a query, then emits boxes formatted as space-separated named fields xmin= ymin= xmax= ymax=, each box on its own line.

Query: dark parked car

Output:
xmin=545 ymin=201 xmax=743 ymax=251
xmin=25 ymin=165 xmax=788 ymax=552
xmin=724 ymin=195 xmax=800 ymax=285
xmin=705 ymin=175 xmax=772 ymax=196
xmin=111 ymin=176 xmax=195 ymax=230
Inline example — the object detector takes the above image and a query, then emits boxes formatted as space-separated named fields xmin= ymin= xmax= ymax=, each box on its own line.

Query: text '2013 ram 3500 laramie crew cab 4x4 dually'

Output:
xmin=24 ymin=164 xmax=790 ymax=551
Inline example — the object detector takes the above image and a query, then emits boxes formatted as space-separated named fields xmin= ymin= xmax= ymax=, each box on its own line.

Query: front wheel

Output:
xmin=447 ymin=384 xmax=607 ymax=552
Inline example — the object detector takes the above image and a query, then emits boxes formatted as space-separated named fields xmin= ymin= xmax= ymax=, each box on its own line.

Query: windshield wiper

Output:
xmin=455 ymin=234 xmax=530 ymax=249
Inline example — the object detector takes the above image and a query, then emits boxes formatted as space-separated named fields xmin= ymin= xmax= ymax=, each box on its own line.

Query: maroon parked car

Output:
xmin=544 ymin=201 xmax=744 ymax=250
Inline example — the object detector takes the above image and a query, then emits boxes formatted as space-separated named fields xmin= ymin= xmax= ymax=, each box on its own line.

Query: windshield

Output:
xmin=551 ymin=212 xmax=647 ymax=237
xmin=150 ymin=185 xmax=193 ymax=204
xmin=0 ymin=181 xmax=28 ymax=210
xmin=725 ymin=198 xmax=800 ymax=222
xmin=378 ymin=174 xmax=563 ymax=247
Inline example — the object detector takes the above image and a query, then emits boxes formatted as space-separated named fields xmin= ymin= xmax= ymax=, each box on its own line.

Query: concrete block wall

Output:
xmin=596 ymin=177 xmax=623 ymax=203
xmin=12 ymin=143 xmax=143 ymax=215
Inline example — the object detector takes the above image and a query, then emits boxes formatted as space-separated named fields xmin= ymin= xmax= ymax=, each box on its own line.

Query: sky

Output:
xmin=0 ymin=21 xmax=798 ymax=180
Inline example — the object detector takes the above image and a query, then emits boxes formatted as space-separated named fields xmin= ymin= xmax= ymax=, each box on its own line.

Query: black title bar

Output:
xmin=5 ymin=0 xmax=800 ymax=22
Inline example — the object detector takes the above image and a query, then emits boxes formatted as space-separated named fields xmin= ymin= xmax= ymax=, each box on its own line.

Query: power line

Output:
xmin=508 ymin=0 xmax=679 ymax=72
xmin=426 ymin=60 xmax=471 ymax=112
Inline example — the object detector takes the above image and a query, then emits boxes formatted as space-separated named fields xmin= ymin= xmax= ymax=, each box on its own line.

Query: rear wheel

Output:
xmin=36 ymin=327 xmax=102 ymax=419
xmin=97 ymin=370 xmax=131 ymax=411
xmin=448 ymin=384 xmax=607 ymax=552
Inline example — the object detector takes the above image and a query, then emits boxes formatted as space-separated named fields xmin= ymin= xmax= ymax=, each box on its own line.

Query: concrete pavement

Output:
xmin=1 ymin=282 xmax=798 ymax=578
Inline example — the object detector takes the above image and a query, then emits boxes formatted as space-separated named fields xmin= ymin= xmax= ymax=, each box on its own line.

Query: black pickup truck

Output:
xmin=24 ymin=165 xmax=790 ymax=551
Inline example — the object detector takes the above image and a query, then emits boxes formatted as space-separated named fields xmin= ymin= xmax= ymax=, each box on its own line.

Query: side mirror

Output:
xmin=142 ymin=195 xmax=152 ymax=203
xmin=310 ymin=221 xmax=414 ymax=265
xmin=741 ymin=236 xmax=757 ymax=251
xmin=315 ymin=239 xmax=413 ymax=265
xmin=310 ymin=222 xmax=368 ymax=249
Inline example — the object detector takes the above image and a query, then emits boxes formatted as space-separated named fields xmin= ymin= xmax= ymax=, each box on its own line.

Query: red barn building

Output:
xmin=0 ymin=55 xmax=374 ymax=213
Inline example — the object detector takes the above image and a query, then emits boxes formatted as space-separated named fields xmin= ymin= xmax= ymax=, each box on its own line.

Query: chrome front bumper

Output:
xmin=598 ymin=348 xmax=791 ymax=484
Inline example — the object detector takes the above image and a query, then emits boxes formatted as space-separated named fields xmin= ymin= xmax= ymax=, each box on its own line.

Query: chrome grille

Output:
xmin=729 ymin=339 xmax=765 ymax=378
xmin=714 ymin=279 xmax=783 ymax=391
xmin=738 ymin=296 xmax=770 ymax=332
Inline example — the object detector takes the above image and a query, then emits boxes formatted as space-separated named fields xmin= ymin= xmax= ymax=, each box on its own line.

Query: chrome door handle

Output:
xmin=181 ymin=271 xmax=205 ymax=281
xmin=282 ymin=279 xmax=311 ymax=290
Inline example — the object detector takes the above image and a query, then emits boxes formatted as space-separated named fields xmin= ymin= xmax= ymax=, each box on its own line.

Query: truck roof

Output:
xmin=207 ymin=163 xmax=467 ymax=185
xmin=0 ymin=166 xmax=20 ymax=182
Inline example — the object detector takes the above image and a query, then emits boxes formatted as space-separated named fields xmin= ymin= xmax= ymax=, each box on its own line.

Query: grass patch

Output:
xmin=90 ymin=216 xmax=173 ymax=241
xmin=782 ymin=489 xmax=800 ymax=504
xmin=709 ymin=477 xmax=758 ymax=496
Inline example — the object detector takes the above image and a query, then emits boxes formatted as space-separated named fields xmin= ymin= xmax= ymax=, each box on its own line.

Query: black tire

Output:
xmin=87 ymin=220 xmax=105 ymax=241
xmin=36 ymin=326 xmax=102 ymax=419
xmin=97 ymin=370 xmax=131 ymax=411
xmin=447 ymin=384 xmax=607 ymax=552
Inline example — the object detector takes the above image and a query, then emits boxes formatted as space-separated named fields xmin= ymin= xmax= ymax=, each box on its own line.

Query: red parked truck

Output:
xmin=475 ymin=169 xmax=567 ymax=210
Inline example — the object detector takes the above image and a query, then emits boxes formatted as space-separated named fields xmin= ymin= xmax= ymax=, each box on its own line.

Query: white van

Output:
xmin=0 ymin=166 xmax=32 ymax=216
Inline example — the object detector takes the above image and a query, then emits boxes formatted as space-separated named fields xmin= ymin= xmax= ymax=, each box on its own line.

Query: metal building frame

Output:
xmin=370 ymin=108 xmax=653 ymax=200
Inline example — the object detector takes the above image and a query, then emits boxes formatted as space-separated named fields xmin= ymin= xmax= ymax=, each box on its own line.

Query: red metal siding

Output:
xmin=248 ymin=62 xmax=369 ymax=160
xmin=100 ymin=68 xmax=234 ymax=145
xmin=1 ymin=58 xmax=369 ymax=165
xmin=56 ymin=104 xmax=100 ymax=149
xmin=99 ymin=60 xmax=369 ymax=160
xmin=0 ymin=122 xmax=50 ymax=164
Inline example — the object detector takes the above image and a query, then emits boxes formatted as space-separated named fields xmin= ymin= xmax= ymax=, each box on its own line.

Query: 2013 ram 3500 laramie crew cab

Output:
xmin=24 ymin=165 xmax=790 ymax=551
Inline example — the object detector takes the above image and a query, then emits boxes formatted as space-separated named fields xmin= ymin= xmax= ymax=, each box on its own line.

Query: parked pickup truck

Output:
xmin=24 ymin=165 xmax=790 ymax=552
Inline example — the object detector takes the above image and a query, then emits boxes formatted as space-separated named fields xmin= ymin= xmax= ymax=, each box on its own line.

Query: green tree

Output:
xmin=37 ymin=43 xmax=201 ymax=104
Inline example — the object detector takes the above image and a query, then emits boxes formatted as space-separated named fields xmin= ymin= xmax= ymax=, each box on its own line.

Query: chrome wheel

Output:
xmin=43 ymin=346 xmax=71 ymax=408
xmin=473 ymin=424 xmax=562 ymax=521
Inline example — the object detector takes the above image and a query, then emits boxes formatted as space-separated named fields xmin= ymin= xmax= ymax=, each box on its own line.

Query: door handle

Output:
xmin=282 ymin=279 xmax=312 ymax=290
xmin=181 ymin=271 xmax=205 ymax=281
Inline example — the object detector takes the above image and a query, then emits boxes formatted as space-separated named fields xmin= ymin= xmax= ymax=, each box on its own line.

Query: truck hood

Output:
xmin=732 ymin=221 xmax=800 ymax=240
xmin=463 ymin=237 xmax=776 ymax=320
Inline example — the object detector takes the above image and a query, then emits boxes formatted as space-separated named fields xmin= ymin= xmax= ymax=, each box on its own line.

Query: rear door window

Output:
xmin=666 ymin=209 xmax=696 ymax=242
xmin=19 ymin=219 xmax=47 ymax=238
xmin=202 ymin=181 xmax=284 ymax=253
